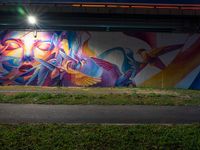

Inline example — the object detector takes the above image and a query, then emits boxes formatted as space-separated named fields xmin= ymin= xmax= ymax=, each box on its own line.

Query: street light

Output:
xmin=27 ymin=15 xmax=37 ymax=25
xmin=27 ymin=15 xmax=38 ymax=38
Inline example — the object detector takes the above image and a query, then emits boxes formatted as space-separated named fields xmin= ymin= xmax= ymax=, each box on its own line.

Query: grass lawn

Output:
xmin=0 ymin=86 xmax=200 ymax=105
xmin=0 ymin=124 xmax=200 ymax=150
xmin=1 ymin=87 xmax=199 ymax=149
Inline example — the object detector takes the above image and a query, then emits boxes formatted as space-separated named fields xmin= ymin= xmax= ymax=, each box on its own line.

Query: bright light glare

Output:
xmin=27 ymin=15 xmax=37 ymax=25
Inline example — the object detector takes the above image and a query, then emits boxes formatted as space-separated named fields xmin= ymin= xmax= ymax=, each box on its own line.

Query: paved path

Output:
xmin=0 ymin=104 xmax=200 ymax=124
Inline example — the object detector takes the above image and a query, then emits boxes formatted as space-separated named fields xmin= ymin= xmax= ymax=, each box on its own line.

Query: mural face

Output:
xmin=1 ymin=32 xmax=57 ymax=73
xmin=0 ymin=30 xmax=200 ymax=89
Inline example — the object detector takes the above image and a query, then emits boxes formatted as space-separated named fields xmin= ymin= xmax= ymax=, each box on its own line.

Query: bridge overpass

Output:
xmin=0 ymin=0 xmax=200 ymax=32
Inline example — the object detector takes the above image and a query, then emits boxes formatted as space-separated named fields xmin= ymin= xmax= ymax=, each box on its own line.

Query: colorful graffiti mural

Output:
xmin=0 ymin=30 xmax=200 ymax=89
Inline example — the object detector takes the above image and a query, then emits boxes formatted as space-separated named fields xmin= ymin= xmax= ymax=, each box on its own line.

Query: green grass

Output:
xmin=0 ymin=124 xmax=200 ymax=150
xmin=0 ymin=92 xmax=199 ymax=106
xmin=0 ymin=86 xmax=200 ymax=105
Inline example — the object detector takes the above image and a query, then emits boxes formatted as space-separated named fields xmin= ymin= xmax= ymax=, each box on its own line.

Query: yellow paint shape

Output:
xmin=82 ymin=40 xmax=96 ymax=57
xmin=61 ymin=39 xmax=70 ymax=55
xmin=141 ymin=37 xmax=200 ymax=88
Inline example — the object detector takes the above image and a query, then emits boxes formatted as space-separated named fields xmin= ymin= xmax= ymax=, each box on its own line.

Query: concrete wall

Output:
xmin=0 ymin=30 xmax=200 ymax=89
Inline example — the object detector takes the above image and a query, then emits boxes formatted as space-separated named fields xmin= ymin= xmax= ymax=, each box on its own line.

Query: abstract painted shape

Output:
xmin=0 ymin=30 xmax=199 ymax=89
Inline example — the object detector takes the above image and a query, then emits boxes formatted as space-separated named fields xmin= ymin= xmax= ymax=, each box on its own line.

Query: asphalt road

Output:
xmin=0 ymin=104 xmax=200 ymax=124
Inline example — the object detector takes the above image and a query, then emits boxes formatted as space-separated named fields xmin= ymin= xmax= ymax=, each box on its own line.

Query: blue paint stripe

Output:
xmin=189 ymin=71 xmax=200 ymax=90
